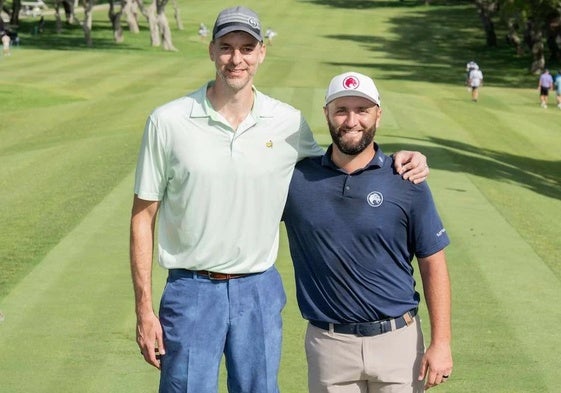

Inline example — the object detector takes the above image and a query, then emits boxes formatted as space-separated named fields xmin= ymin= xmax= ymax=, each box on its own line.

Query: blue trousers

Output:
xmin=158 ymin=267 xmax=286 ymax=393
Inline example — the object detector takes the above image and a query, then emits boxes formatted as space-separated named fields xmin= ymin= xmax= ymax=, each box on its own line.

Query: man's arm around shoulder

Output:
xmin=393 ymin=150 xmax=429 ymax=184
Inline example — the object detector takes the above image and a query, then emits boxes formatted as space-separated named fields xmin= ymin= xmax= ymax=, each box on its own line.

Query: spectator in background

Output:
xmin=1 ymin=32 xmax=10 ymax=57
xmin=465 ymin=60 xmax=478 ymax=85
xmin=197 ymin=22 xmax=208 ymax=42
xmin=553 ymin=70 xmax=561 ymax=110
xmin=265 ymin=27 xmax=277 ymax=45
xmin=468 ymin=65 xmax=483 ymax=102
xmin=0 ymin=18 xmax=11 ymax=57
xmin=538 ymin=69 xmax=554 ymax=108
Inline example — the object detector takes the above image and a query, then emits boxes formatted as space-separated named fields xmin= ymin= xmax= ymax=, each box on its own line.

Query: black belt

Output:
xmin=309 ymin=309 xmax=417 ymax=337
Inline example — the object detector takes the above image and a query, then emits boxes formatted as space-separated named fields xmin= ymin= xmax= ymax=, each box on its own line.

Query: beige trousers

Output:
xmin=305 ymin=316 xmax=425 ymax=393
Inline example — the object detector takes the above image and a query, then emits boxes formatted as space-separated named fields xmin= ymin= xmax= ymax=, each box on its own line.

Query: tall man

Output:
xmin=283 ymin=72 xmax=453 ymax=392
xmin=130 ymin=6 xmax=430 ymax=393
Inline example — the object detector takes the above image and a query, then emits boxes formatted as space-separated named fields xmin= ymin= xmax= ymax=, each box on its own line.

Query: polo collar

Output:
xmin=321 ymin=143 xmax=386 ymax=172
xmin=189 ymin=81 xmax=273 ymax=124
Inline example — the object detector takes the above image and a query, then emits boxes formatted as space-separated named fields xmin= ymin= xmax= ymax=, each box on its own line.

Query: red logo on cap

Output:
xmin=343 ymin=76 xmax=359 ymax=90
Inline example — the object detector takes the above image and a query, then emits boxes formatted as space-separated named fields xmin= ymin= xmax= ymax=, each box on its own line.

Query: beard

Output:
xmin=328 ymin=120 xmax=376 ymax=156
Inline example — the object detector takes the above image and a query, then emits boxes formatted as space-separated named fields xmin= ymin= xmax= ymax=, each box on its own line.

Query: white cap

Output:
xmin=325 ymin=72 xmax=381 ymax=106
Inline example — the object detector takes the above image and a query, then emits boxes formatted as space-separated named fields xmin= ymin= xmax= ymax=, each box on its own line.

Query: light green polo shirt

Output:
xmin=134 ymin=82 xmax=324 ymax=273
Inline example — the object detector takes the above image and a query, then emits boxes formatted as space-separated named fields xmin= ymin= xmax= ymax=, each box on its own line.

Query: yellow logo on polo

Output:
xmin=266 ymin=140 xmax=273 ymax=148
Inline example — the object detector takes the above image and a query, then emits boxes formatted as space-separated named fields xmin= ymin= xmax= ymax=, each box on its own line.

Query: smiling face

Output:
xmin=324 ymin=95 xmax=381 ymax=156
xmin=209 ymin=31 xmax=266 ymax=93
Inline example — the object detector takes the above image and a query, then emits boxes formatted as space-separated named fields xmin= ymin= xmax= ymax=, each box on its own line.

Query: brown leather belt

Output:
xmin=194 ymin=270 xmax=250 ymax=280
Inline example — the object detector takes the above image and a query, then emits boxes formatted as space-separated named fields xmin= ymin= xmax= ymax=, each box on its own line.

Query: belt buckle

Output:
xmin=206 ymin=271 xmax=223 ymax=280
xmin=379 ymin=319 xmax=392 ymax=334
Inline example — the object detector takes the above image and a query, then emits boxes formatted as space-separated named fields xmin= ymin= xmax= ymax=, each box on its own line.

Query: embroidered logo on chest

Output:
xmin=366 ymin=191 xmax=383 ymax=207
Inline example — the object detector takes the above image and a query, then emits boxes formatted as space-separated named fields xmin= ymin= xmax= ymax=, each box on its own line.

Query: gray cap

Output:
xmin=212 ymin=6 xmax=263 ymax=42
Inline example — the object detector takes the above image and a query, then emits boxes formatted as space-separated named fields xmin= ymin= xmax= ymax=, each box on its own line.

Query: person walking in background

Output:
xmin=465 ymin=60 xmax=478 ymax=84
xmin=0 ymin=19 xmax=11 ymax=57
xmin=283 ymin=71 xmax=452 ymax=393
xmin=265 ymin=27 xmax=277 ymax=45
xmin=538 ymin=68 xmax=554 ymax=108
xmin=130 ymin=6 xmax=430 ymax=393
xmin=197 ymin=22 xmax=208 ymax=42
xmin=468 ymin=64 xmax=483 ymax=102
xmin=1 ymin=31 xmax=10 ymax=57
xmin=553 ymin=69 xmax=561 ymax=109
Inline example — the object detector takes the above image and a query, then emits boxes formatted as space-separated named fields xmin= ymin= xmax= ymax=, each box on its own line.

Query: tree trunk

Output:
xmin=54 ymin=1 xmax=62 ymax=33
xmin=0 ymin=1 xmax=6 ymax=23
xmin=10 ymin=0 xmax=21 ymax=26
xmin=62 ymin=0 xmax=77 ymax=24
xmin=137 ymin=0 xmax=175 ymax=50
xmin=156 ymin=1 xmax=176 ymax=51
xmin=172 ymin=0 xmax=183 ymax=30
xmin=528 ymin=22 xmax=545 ymax=74
xmin=157 ymin=0 xmax=176 ymax=51
xmin=546 ymin=13 xmax=561 ymax=62
xmin=474 ymin=0 xmax=498 ymax=47
xmin=123 ymin=0 xmax=139 ymax=33
xmin=506 ymin=19 xmax=523 ymax=56
xmin=108 ymin=0 xmax=124 ymax=43
xmin=158 ymin=12 xmax=176 ymax=51
xmin=145 ymin=2 xmax=160 ymax=47
xmin=77 ymin=0 xmax=94 ymax=47
xmin=481 ymin=15 xmax=497 ymax=46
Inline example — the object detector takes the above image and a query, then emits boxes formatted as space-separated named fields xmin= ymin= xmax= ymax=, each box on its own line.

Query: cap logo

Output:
xmin=343 ymin=76 xmax=360 ymax=90
xmin=248 ymin=17 xmax=259 ymax=28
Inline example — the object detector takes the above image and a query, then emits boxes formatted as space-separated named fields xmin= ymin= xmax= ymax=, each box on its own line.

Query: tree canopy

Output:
xmin=474 ymin=0 xmax=561 ymax=72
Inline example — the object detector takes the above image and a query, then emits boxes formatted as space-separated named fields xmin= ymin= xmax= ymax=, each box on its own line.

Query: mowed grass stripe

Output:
xmin=427 ymin=166 xmax=558 ymax=393
xmin=0 ymin=50 xmax=92 ymax=82
xmin=0 ymin=133 xmax=138 ymax=291
xmin=0 ymin=172 xmax=163 ymax=392
xmin=433 ymin=169 xmax=561 ymax=392
xmin=376 ymin=79 xmax=560 ymax=392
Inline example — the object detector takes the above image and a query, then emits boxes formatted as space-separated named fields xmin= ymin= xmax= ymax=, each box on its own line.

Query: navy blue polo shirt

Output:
xmin=282 ymin=144 xmax=450 ymax=323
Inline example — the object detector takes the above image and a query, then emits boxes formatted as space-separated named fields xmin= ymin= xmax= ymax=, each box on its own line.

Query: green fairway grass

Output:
xmin=1 ymin=1 xmax=560 ymax=392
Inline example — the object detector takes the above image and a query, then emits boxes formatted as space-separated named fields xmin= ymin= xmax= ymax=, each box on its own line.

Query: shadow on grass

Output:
xmin=312 ymin=2 xmax=554 ymax=87
xmin=383 ymin=138 xmax=561 ymax=201
xmin=300 ymin=0 xmax=472 ymax=9
xmin=11 ymin=17 xmax=147 ymax=51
